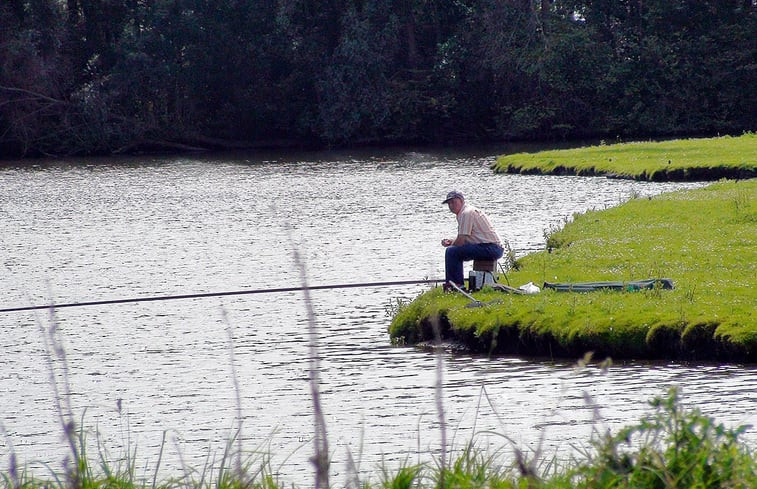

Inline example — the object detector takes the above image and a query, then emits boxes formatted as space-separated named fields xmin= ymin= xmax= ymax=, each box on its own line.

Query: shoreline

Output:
xmin=497 ymin=163 xmax=756 ymax=182
xmin=404 ymin=309 xmax=755 ymax=363
xmin=492 ymin=134 xmax=756 ymax=181
xmin=391 ymin=136 xmax=757 ymax=363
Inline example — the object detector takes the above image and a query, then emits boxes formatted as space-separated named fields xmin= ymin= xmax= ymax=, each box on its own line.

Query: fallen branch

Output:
xmin=0 ymin=85 xmax=71 ymax=106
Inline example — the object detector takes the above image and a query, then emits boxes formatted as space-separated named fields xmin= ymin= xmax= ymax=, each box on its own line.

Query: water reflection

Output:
xmin=0 ymin=147 xmax=753 ymax=487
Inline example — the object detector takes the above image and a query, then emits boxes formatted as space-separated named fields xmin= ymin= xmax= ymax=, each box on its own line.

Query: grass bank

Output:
xmin=389 ymin=179 xmax=757 ymax=362
xmin=3 ymin=390 xmax=754 ymax=488
xmin=491 ymin=134 xmax=756 ymax=181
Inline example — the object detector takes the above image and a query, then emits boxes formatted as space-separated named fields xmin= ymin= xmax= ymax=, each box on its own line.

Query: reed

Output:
xmin=4 ymin=324 xmax=755 ymax=489
xmin=292 ymin=247 xmax=330 ymax=489
xmin=4 ymin=253 xmax=755 ymax=489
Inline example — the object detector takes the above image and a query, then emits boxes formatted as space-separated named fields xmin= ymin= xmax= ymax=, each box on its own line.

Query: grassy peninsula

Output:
xmin=391 ymin=138 xmax=757 ymax=362
xmin=491 ymin=134 xmax=756 ymax=181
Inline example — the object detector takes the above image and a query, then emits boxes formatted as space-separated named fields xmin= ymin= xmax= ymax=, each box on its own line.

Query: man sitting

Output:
xmin=440 ymin=190 xmax=504 ymax=290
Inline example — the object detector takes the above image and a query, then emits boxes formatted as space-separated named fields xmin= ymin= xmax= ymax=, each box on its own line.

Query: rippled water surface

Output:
xmin=1 ymin=146 xmax=754 ymax=486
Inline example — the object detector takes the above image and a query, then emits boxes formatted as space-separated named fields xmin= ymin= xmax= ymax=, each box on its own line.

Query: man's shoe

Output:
xmin=443 ymin=282 xmax=464 ymax=293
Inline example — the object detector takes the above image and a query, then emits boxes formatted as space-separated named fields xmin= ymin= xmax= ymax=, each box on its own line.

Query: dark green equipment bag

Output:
xmin=543 ymin=278 xmax=674 ymax=292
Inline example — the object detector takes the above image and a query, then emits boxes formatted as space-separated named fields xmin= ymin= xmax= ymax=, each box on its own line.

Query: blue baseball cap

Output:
xmin=442 ymin=190 xmax=464 ymax=204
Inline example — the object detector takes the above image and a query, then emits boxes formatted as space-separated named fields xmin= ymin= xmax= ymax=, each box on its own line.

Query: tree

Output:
xmin=1 ymin=0 xmax=754 ymax=157
xmin=0 ymin=1 xmax=74 ymax=156
xmin=314 ymin=3 xmax=399 ymax=143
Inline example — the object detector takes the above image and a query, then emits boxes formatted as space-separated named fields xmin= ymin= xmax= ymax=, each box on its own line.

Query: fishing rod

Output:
xmin=0 ymin=278 xmax=445 ymax=313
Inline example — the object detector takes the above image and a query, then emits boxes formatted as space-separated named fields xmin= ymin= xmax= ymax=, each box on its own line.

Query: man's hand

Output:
xmin=441 ymin=238 xmax=453 ymax=247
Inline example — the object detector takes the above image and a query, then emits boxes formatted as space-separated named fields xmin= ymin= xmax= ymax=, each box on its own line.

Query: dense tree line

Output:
xmin=1 ymin=0 xmax=754 ymax=157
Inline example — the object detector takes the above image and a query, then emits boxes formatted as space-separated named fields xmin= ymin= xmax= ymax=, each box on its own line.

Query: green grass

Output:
xmin=3 ymin=389 xmax=754 ymax=489
xmin=552 ymin=388 xmax=756 ymax=489
xmin=491 ymin=133 xmax=757 ymax=181
xmin=389 ymin=178 xmax=757 ymax=361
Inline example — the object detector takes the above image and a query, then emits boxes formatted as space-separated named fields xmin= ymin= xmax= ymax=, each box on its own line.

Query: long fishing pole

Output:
xmin=0 ymin=278 xmax=445 ymax=313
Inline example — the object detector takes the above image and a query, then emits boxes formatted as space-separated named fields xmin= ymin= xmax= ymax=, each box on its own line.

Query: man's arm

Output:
xmin=442 ymin=234 xmax=470 ymax=247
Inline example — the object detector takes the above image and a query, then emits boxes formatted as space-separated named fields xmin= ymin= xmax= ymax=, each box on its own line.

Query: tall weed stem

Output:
xmin=293 ymin=249 xmax=330 ymax=489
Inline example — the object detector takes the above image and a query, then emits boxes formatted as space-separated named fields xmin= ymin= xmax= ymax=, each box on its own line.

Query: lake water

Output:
xmin=1 ymin=145 xmax=754 ymax=487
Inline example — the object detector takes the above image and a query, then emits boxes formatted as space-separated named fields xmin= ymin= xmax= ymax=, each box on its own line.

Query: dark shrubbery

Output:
xmin=1 ymin=1 xmax=755 ymax=157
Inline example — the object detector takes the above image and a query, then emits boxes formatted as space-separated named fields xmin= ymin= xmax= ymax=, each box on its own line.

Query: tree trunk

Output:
xmin=401 ymin=0 xmax=418 ymax=66
xmin=540 ymin=0 xmax=550 ymax=23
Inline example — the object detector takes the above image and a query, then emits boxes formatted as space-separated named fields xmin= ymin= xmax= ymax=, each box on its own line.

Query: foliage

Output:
xmin=391 ymin=137 xmax=757 ymax=361
xmin=566 ymin=388 xmax=756 ymax=488
xmin=1 ymin=1 xmax=755 ymax=157
xmin=2 ymin=390 xmax=754 ymax=488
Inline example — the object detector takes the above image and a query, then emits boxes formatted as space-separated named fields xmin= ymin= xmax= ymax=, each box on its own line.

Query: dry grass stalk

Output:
xmin=293 ymin=249 xmax=330 ymax=489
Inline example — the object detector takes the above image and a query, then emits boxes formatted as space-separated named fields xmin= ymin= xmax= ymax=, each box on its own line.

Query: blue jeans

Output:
xmin=445 ymin=243 xmax=504 ymax=285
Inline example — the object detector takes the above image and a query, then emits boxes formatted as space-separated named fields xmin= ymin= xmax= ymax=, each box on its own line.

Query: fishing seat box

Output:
xmin=469 ymin=260 xmax=498 ymax=291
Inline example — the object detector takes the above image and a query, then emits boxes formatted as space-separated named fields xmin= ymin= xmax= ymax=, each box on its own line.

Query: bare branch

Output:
xmin=0 ymin=85 xmax=71 ymax=106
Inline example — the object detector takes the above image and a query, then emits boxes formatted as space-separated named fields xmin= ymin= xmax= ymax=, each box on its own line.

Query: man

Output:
xmin=441 ymin=190 xmax=504 ymax=290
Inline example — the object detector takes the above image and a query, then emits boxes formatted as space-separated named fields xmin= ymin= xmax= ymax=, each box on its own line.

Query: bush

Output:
xmin=569 ymin=388 xmax=756 ymax=488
